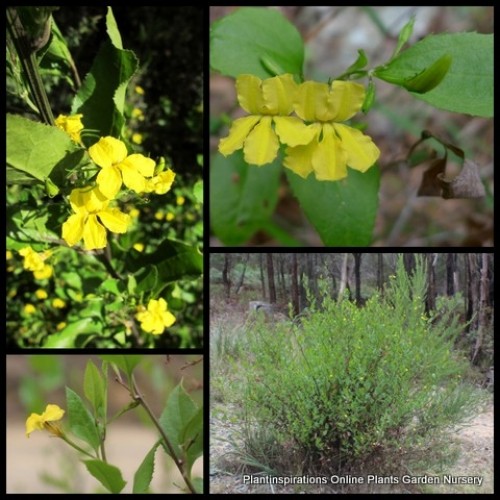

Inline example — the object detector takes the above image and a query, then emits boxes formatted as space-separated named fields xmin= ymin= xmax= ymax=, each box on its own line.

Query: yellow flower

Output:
xmin=55 ymin=114 xmax=84 ymax=145
xmin=26 ymin=404 xmax=65 ymax=438
xmin=176 ymin=195 xmax=185 ymax=206
xmin=132 ymin=107 xmax=144 ymax=119
xmin=129 ymin=208 xmax=140 ymax=218
xmin=132 ymin=133 xmax=143 ymax=145
xmin=166 ymin=212 xmax=175 ymax=222
xmin=19 ymin=247 xmax=53 ymax=279
xmin=52 ymin=298 xmax=66 ymax=309
xmin=135 ymin=85 xmax=145 ymax=95
xmin=219 ymin=74 xmax=314 ymax=165
xmin=24 ymin=304 xmax=36 ymax=314
xmin=145 ymin=170 xmax=176 ymax=195
xmin=88 ymin=136 xmax=155 ymax=199
xmin=6 ymin=250 xmax=13 ymax=260
xmin=284 ymin=80 xmax=380 ymax=181
xmin=62 ymin=186 xmax=131 ymax=251
xmin=136 ymin=298 xmax=176 ymax=335
xmin=133 ymin=243 xmax=145 ymax=252
xmin=35 ymin=289 xmax=48 ymax=300
xmin=56 ymin=322 xmax=66 ymax=331
xmin=154 ymin=211 xmax=165 ymax=221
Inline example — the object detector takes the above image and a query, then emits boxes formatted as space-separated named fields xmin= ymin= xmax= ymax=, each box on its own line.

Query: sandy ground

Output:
xmin=210 ymin=401 xmax=493 ymax=494
xmin=7 ymin=422 xmax=203 ymax=494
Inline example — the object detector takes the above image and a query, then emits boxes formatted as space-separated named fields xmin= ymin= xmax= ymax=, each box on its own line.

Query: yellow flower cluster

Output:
xmin=56 ymin=127 xmax=176 ymax=251
xmin=219 ymin=74 xmax=380 ymax=181
xmin=136 ymin=298 xmax=176 ymax=335
xmin=19 ymin=247 xmax=53 ymax=280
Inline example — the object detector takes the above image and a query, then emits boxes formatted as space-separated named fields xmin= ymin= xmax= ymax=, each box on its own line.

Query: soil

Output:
xmin=209 ymin=400 xmax=493 ymax=494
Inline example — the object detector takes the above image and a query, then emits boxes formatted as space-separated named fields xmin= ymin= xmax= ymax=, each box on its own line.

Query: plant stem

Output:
xmin=6 ymin=7 xmax=54 ymax=125
xmin=61 ymin=435 xmax=96 ymax=460
xmin=115 ymin=375 xmax=197 ymax=493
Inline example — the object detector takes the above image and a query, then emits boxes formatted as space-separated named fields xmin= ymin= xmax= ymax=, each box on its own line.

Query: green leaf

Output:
xmin=286 ymin=166 xmax=380 ymax=246
xmin=210 ymin=151 xmax=281 ymax=245
xmin=133 ymin=441 xmax=161 ymax=493
xmin=99 ymin=355 xmax=143 ymax=380
xmin=193 ymin=180 xmax=203 ymax=204
xmin=71 ymin=25 xmax=138 ymax=142
xmin=182 ymin=406 xmax=204 ymax=473
xmin=43 ymin=318 xmax=102 ymax=348
xmin=392 ymin=16 xmax=415 ymax=59
xmin=210 ymin=7 xmax=304 ymax=78
xmin=7 ymin=114 xmax=84 ymax=185
xmin=374 ymin=33 xmax=493 ymax=117
xmin=66 ymin=387 xmax=101 ymax=452
xmin=191 ymin=477 xmax=204 ymax=494
xmin=83 ymin=361 xmax=106 ymax=423
xmin=105 ymin=7 xmax=123 ymax=49
xmin=127 ymin=240 xmax=203 ymax=295
xmin=84 ymin=460 xmax=126 ymax=494
xmin=158 ymin=382 xmax=199 ymax=461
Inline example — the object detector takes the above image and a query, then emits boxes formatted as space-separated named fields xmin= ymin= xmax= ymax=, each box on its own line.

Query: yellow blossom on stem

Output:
xmin=35 ymin=289 xmax=48 ymax=300
xmin=284 ymin=80 xmax=380 ymax=181
xmin=133 ymin=243 xmax=145 ymax=252
xmin=145 ymin=170 xmax=176 ymax=195
xmin=135 ymin=85 xmax=145 ymax=95
xmin=136 ymin=298 xmax=176 ymax=335
xmin=19 ymin=247 xmax=53 ymax=279
xmin=219 ymin=74 xmax=314 ymax=165
xmin=52 ymin=298 xmax=66 ymax=309
xmin=6 ymin=250 xmax=13 ymax=260
xmin=62 ymin=186 xmax=131 ymax=251
xmin=57 ymin=322 xmax=67 ymax=331
xmin=176 ymin=195 xmax=185 ymax=206
xmin=24 ymin=304 xmax=36 ymax=314
xmin=55 ymin=114 xmax=84 ymax=145
xmin=166 ymin=212 xmax=175 ymax=222
xmin=26 ymin=404 xmax=65 ymax=438
xmin=132 ymin=133 xmax=143 ymax=145
xmin=88 ymin=136 xmax=155 ymax=199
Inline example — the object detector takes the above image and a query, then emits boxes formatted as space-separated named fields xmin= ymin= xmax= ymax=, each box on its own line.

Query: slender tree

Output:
xmin=267 ymin=253 xmax=277 ymax=304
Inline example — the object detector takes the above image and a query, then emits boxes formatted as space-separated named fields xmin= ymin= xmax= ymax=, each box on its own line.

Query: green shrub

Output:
xmin=242 ymin=256 xmax=484 ymax=471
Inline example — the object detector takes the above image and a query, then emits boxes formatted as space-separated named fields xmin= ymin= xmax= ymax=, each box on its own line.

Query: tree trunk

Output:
xmin=403 ymin=253 xmax=416 ymax=277
xmin=353 ymin=253 xmax=363 ymax=306
xmin=446 ymin=253 xmax=457 ymax=296
xmin=291 ymin=253 xmax=299 ymax=317
xmin=466 ymin=253 xmax=479 ymax=332
xmin=472 ymin=254 xmax=489 ymax=364
xmin=259 ymin=254 xmax=266 ymax=300
xmin=222 ymin=254 xmax=231 ymax=300
xmin=377 ymin=253 xmax=384 ymax=297
xmin=425 ymin=253 xmax=437 ymax=314
xmin=234 ymin=254 xmax=250 ymax=294
xmin=338 ymin=253 xmax=349 ymax=300
xmin=267 ymin=253 xmax=277 ymax=304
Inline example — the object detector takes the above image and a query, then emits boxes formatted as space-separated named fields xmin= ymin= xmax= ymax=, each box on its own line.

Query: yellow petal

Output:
xmin=82 ymin=214 xmax=107 ymax=250
xmin=26 ymin=413 xmax=44 ymax=437
xmin=42 ymin=404 xmax=65 ymax=422
xmin=98 ymin=208 xmax=131 ymax=233
xmin=62 ymin=213 xmax=86 ymax=246
xmin=283 ymin=143 xmax=315 ymax=179
xmin=327 ymin=81 xmax=365 ymax=122
xmin=236 ymin=74 xmax=266 ymax=114
xmin=151 ymin=170 xmax=176 ymax=195
xmin=88 ymin=136 xmax=128 ymax=168
xmin=120 ymin=162 xmax=147 ymax=193
xmin=161 ymin=310 xmax=176 ymax=329
xmin=334 ymin=123 xmax=380 ymax=172
xmin=261 ymin=74 xmax=296 ymax=115
xmin=123 ymin=154 xmax=155 ymax=177
xmin=243 ymin=116 xmax=279 ymax=165
xmin=219 ymin=115 xmax=261 ymax=156
xmin=69 ymin=187 xmax=109 ymax=213
xmin=294 ymin=81 xmax=330 ymax=121
xmin=34 ymin=264 xmax=53 ymax=280
xmin=274 ymin=116 xmax=317 ymax=147
xmin=312 ymin=124 xmax=348 ymax=181
xmin=96 ymin=166 xmax=122 ymax=199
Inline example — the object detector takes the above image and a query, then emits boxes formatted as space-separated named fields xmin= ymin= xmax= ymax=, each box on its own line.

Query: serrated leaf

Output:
xmin=158 ymin=382 xmax=199 ymax=461
xmin=84 ymin=360 xmax=105 ymax=423
xmin=133 ymin=441 xmax=161 ymax=493
xmin=66 ymin=387 xmax=101 ymax=451
xmin=210 ymin=150 xmax=281 ymax=245
xmin=286 ymin=166 xmax=380 ymax=246
xmin=374 ymin=33 xmax=493 ymax=117
xmin=43 ymin=318 xmax=102 ymax=348
xmin=210 ymin=7 xmax=304 ymax=78
xmin=84 ymin=460 xmax=126 ymax=493
xmin=7 ymin=114 xmax=84 ymax=185
xmin=182 ymin=406 xmax=204 ymax=473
